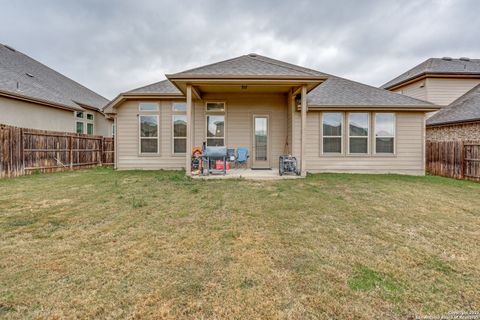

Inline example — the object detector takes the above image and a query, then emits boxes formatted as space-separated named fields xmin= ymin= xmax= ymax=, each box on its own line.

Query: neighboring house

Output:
xmin=0 ymin=44 xmax=113 ymax=136
xmin=426 ymin=84 xmax=480 ymax=141
xmin=381 ymin=57 xmax=480 ymax=106
xmin=104 ymin=53 xmax=437 ymax=176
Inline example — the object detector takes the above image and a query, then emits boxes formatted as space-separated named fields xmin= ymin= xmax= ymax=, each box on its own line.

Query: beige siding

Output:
xmin=393 ymin=80 xmax=427 ymax=101
xmin=200 ymin=93 xmax=288 ymax=168
xmin=297 ymin=111 xmax=425 ymax=175
xmin=425 ymin=78 xmax=480 ymax=105
xmin=0 ymin=96 xmax=75 ymax=131
xmin=93 ymin=110 xmax=114 ymax=137
xmin=115 ymin=100 xmax=185 ymax=170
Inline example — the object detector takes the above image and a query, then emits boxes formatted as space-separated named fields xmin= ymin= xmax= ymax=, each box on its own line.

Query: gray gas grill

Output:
xmin=201 ymin=146 xmax=227 ymax=175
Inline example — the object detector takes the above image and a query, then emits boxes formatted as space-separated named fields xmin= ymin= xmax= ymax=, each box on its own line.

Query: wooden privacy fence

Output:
xmin=0 ymin=124 xmax=114 ymax=178
xmin=426 ymin=140 xmax=480 ymax=181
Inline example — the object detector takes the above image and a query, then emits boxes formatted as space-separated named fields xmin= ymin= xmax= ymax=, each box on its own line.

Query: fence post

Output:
xmin=460 ymin=141 xmax=465 ymax=179
xmin=69 ymin=135 xmax=73 ymax=170
xmin=100 ymin=137 xmax=104 ymax=166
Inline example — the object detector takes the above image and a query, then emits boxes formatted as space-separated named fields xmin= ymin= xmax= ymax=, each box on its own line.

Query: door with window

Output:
xmin=252 ymin=115 xmax=269 ymax=168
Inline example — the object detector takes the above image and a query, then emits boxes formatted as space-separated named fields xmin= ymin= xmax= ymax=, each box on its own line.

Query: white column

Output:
xmin=300 ymin=85 xmax=307 ymax=176
xmin=186 ymin=85 xmax=192 ymax=175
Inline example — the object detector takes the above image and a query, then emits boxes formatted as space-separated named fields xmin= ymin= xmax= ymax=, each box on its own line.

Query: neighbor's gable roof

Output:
xmin=381 ymin=57 xmax=480 ymax=90
xmin=308 ymin=76 xmax=434 ymax=107
xmin=427 ymin=83 xmax=480 ymax=126
xmin=167 ymin=53 xmax=327 ymax=79
xmin=126 ymin=79 xmax=182 ymax=95
xmin=0 ymin=44 xmax=108 ymax=111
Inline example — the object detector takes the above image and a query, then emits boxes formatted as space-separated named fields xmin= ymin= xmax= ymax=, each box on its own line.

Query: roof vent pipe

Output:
xmin=459 ymin=57 xmax=470 ymax=61
xmin=441 ymin=57 xmax=453 ymax=61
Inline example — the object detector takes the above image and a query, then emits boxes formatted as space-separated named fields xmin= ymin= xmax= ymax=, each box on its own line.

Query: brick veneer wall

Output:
xmin=426 ymin=121 xmax=480 ymax=141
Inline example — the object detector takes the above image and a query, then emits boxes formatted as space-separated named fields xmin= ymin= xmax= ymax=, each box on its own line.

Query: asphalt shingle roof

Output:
xmin=168 ymin=53 xmax=327 ymax=78
xmin=308 ymin=76 xmax=432 ymax=106
xmin=427 ymin=84 xmax=480 ymax=126
xmin=0 ymin=44 xmax=108 ymax=111
xmin=381 ymin=57 xmax=480 ymax=89
xmin=113 ymin=54 xmax=434 ymax=108
xmin=126 ymin=79 xmax=181 ymax=95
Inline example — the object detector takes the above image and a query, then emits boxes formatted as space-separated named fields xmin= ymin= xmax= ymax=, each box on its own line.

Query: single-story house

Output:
xmin=426 ymin=83 xmax=480 ymax=141
xmin=0 ymin=43 xmax=113 ymax=136
xmin=381 ymin=57 xmax=480 ymax=107
xmin=103 ymin=53 xmax=438 ymax=176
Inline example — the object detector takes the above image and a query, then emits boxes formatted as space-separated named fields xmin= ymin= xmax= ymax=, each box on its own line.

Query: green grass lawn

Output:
xmin=0 ymin=168 xmax=479 ymax=319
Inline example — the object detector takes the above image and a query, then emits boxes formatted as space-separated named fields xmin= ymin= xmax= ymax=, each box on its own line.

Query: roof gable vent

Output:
xmin=248 ymin=53 xmax=258 ymax=57
xmin=459 ymin=57 xmax=470 ymax=61
xmin=441 ymin=57 xmax=453 ymax=61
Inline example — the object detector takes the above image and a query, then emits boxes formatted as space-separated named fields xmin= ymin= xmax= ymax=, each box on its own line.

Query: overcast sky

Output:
xmin=1 ymin=0 xmax=479 ymax=99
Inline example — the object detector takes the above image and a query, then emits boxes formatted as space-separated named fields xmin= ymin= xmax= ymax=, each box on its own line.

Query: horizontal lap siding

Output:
xmin=426 ymin=78 xmax=480 ymax=105
xmin=393 ymin=80 xmax=427 ymax=101
xmin=116 ymin=100 xmax=184 ymax=170
xmin=202 ymin=93 xmax=288 ymax=168
xmin=302 ymin=111 xmax=425 ymax=175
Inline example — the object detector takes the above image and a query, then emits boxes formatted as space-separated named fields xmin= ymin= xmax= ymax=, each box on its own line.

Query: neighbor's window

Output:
xmin=87 ymin=113 xmax=94 ymax=120
xmin=139 ymin=102 xmax=159 ymax=112
xmin=322 ymin=112 xmax=342 ymax=153
xmin=173 ymin=115 xmax=187 ymax=154
xmin=348 ymin=113 xmax=369 ymax=154
xmin=76 ymin=121 xmax=84 ymax=134
xmin=76 ymin=111 xmax=84 ymax=118
xmin=375 ymin=113 xmax=395 ymax=154
xmin=206 ymin=102 xmax=225 ymax=146
xmin=87 ymin=123 xmax=94 ymax=135
xmin=172 ymin=102 xmax=187 ymax=112
xmin=139 ymin=115 xmax=159 ymax=154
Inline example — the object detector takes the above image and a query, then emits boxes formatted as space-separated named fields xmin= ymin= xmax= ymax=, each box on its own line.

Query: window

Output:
xmin=139 ymin=115 xmax=159 ymax=154
xmin=348 ymin=113 xmax=369 ymax=154
xmin=206 ymin=102 xmax=225 ymax=146
xmin=206 ymin=102 xmax=225 ymax=112
xmin=375 ymin=113 xmax=395 ymax=154
xmin=139 ymin=102 xmax=159 ymax=112
xmin=87 ymin=123 xmax=94 ymax=135
xmin=76 ymin=111 xmax=84 ymax=119
xmin=172 ymin=102 xmax=186 ymax=112
xmin=173 ymin=115 xmax=187 ymax=154
xmin=76 ymin=121 xmax=84 ymax=134
xmin=322 ymin=112 xmax=342 ymax=153
xmin=87 ymin=113 xmax=94 ymax=120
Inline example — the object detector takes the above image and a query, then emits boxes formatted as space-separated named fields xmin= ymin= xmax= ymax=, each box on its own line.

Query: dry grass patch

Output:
xmin=0 ymin=168 xmax=479 ymax=319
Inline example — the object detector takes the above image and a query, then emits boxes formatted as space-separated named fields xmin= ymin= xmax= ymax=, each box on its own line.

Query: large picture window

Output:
xmin=348 ymin=113 xmax=369 ymax=154
xmin=206 ymin=102 xmax=225 ymax=146
xmin=322 ymin=112 xmax=342 ymax=153
xmin=139 ymin=115 xmax=159 ymax=154
xmin=375 ymin=113 xmax=395 ymax=154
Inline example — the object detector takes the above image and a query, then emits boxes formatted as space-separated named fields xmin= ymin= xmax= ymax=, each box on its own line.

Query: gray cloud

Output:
xmin=1 ymin=0 xmax=479 ymax=99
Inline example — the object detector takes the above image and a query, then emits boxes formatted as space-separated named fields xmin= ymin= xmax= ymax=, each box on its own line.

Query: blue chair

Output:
xmin=236 ymin=147 xmax=249 ymax=168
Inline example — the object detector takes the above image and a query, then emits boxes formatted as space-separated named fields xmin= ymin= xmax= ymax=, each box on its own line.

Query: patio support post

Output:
xmin=186 ymin=84 xmax=192 ymax=176
xmin=300 ymin=85 xmax=307 ymax=176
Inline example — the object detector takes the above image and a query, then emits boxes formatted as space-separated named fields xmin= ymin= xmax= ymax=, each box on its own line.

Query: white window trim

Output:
xmin=138 ymin=114 xmax=160 ymax=156
xmin=75 ymin=121 xmax=84 ymax=134
xmin=172 ymin=114 xmax=187 ymax=156
xmin=139 ymin=102 xmax=160 ymax=112
xmin=321 ymin=112 xmax=344 ymax=155
xmin=347 ymin=112 xmax=370 ymax=155
xmin=172 ymin=102 xmax=187 ymax=112
xmin=373 ymin=112 xmax=396 ymax=155
xmin=205 ymin=101 xmax=227 ymax=147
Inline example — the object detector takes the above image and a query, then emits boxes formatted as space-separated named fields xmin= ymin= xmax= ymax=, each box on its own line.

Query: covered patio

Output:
xmin=191 ymin=168 xmax=303 ymax=180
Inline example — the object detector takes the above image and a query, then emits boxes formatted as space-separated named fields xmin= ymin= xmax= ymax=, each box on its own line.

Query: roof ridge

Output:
xmin=169 ymin=55 xmax=248 ymax=75
xmin=125 ymin=78 xmax=169 ymax=94
xmin=249 ymin=54 xmax=323 ymax=76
